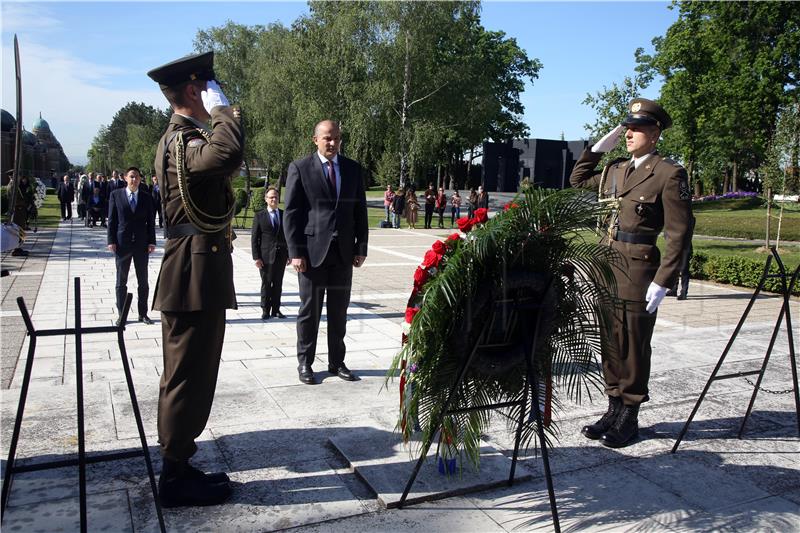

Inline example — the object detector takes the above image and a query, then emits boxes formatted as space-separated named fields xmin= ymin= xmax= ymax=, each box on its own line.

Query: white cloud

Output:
xmin=1 ymin=38 xmax=166 ymax=165
xmin=1 ymin=3 xmax=62 ymax=33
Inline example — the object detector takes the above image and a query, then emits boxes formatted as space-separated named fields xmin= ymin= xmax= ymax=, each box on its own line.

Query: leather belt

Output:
xmin=612 ymin=229 xmax=657 ymax=245
xmin=164 ymin=223 xmax=224 ymax=240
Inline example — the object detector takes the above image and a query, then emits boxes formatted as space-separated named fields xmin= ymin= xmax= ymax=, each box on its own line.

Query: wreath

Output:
xmin=388 ymin=188 xmax=621 ymax=469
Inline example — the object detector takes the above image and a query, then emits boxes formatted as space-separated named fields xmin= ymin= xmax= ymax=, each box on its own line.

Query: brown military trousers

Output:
xmin=158 ymin=309 xmax=226 ymax=461
xmin=602 ymin=299 xmax=657 ymax=406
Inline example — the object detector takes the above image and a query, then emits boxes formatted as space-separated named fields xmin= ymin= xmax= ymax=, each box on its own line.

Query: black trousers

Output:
xmin=115 ymin=248 xmax=150 ymax=317
xmin=424 ymin=204 xmax=434 ymax=228
xmin=158 ymin=309 xmax=225 ymax=461
xmin=296 ymin=245 xmax=353 ymax=369
xmin=155 ymin=204 xmax=163 ymax=228
xmin=260 ymin=251 xmax=288 ymax=314
xmin=60 ymin=201 xmax=72 ymax=219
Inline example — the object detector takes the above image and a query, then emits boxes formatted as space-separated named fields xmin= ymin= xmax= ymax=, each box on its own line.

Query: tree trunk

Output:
xmin=732 ymin=160 xmax=739 ymax=193
xmin=722 ymin=167 xmax=730 ymax=195
xmin=398 ymin=31 xmax=411 ymax=188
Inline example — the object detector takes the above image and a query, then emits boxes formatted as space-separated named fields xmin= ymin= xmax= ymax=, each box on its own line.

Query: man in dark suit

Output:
xmin=284 ymin=120 xmax=369 ymax=385
xmin=148 ymin=51 xmax=243 ymax=507
xmin=150 ymin=175 xmax=163 ymax=228
xmin=251 ymin=187 xmax=289 ymax=320
xmin=56 ymin=175 xmax=75 ymax=220
xmin=107 ymin=167 xmax=156 ymax=325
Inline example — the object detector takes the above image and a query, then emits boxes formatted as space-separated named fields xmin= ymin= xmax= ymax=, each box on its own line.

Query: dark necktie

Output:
xmin=271 ymin=210 xmax=279 ymax=233
xmin=328 ymin=161 xmax=337 ymax=195
xmin=130 ymin=193 xmax=136 ymax=212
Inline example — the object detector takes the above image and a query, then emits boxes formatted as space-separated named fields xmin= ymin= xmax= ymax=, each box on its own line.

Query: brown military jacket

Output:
xmin=152 ymin=107 xmax=244 ymax=312
xmin=570 ymin=148 xmax=693 ymax=301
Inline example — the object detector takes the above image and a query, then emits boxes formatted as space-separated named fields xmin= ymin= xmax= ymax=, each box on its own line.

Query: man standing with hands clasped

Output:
xmin=147 ymin=51 xmax=243 ymax=507
xmin=107 ymin=167 xmax=156 ymax=326
xmin=284 ymin=120 xmax=369 ymax=385
xmin=252 ymin=186 xmax=289 ymax=320
xmin=570 ymin=98 xmax=693 ymax=448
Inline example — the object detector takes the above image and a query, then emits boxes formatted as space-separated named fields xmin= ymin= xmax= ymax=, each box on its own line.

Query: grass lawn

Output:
xmin=658 ymin=236 xmax=800 ymax=271
xmin=693 ymin=197 xmax=800 ymax=241
xmin=22 ymin=195 xmax=62 ymax=229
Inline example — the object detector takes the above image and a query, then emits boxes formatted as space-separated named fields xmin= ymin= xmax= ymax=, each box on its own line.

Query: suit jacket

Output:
xmin=151 ymin=184 xmax=162 ymax=206
xmin=251 ymin=208 xmax=287 ymax=264
xmin=107 ymin=188 xmax=156 ymax=252
xmin=57 ymin=182 xmax=75 ymax=203
xmin=570 ymin=148 xmax=693 ymax=300
xmin=152 ymin=108 xmax=244 ymax=312
xmin=284 ymin=153 xmax=368 ymax=268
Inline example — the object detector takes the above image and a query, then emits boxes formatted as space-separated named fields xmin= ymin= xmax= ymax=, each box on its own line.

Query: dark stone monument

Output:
xmin=481 ymin=138 xmax=588 ymax=192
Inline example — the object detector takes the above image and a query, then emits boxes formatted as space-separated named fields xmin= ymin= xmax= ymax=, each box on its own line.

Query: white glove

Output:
xmin=201 ymin=80 xmax=230 ymax=113
xmin=645 ymin=282 xmax=667 ymax=314
xmin=591 ymin=125 xmax=624 ymax=153
xmin=1 ymin=223 xmax=22 ymax=252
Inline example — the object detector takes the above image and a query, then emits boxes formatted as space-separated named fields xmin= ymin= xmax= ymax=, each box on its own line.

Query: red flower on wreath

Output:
xmin=431 ymin=239 xmax=447 ymax=255
xmin=446 ymin=232 xmax=461 ymax=243
xmin=413 ymin=266 xmax=430 ymax=288
xmin=503 ymin=202 xmax=520 ymax=211
xmin=473 ymin=208 xmax=489 ymax=224
xmin=422 ymin=249 xmax=443 ymax=269
xmin=457 ymin=217 xmax=474 ymax=233
xmin=405 ymin=306 xmax=421 ymax=324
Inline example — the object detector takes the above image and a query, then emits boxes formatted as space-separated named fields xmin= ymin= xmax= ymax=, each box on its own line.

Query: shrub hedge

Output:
xmin=690 ymin=252 xmax=799 ymax=295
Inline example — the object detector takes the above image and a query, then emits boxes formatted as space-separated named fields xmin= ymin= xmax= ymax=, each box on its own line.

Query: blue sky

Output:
xmin=1 ymin=1 xmax=678 ymax=165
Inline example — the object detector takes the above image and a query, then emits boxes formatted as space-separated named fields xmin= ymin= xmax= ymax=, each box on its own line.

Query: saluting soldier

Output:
xmin=570 ymin=98 xmax=693 ymax=448
xmin=147 ymin=51 xmax=243 ymax=507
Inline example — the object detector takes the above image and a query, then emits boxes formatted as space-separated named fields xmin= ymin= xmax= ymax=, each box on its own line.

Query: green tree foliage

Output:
xmin=190 ymin=1 xmax=541 ymax=189
xmin=87 ymin=102 xmax=169 ymax=174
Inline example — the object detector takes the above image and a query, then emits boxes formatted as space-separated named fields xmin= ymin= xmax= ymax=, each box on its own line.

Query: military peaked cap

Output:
xmin=147 ymin=51 xmax=215 ymax=88
xmin=622 ymin=98 xmax=672 ymax=130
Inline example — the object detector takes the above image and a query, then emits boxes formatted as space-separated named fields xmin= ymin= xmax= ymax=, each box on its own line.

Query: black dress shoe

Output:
xmin=11 ymin=248 xmax=28 ymax=257
xmin=185 ymin=463 xmax=230 ymax=484
xmin=158 ymin=474 xmax=231 ymax=508
xmin=600 ymin=404 xmax=640 ymax=448
xmin=328 ymin=364 xmax=357 ymax=381
xmin=272 ymin=311 xmax=286 ymax=319
xmin=298 ymin=365 xmax=316 ymax=384
xmin=138 ymin=315 xmax=154 ymax=325
xmin=261 ymin=313 xmax=271 ymax=321
xmin=581 ymin=396 xmax=623 ymax=440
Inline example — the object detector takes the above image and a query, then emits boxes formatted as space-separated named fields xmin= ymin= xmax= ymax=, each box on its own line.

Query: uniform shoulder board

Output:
xmin=662 ymin=157 xmax=683 ymax=168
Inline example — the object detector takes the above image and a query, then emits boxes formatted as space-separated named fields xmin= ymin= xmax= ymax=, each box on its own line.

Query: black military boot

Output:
xmin=158 ymin=458 xmax=231 ymax=508
xmin=581 ymin=396 xmax=623 ymax=440
xmin=600 ymin=404 xmax=640 ymax=448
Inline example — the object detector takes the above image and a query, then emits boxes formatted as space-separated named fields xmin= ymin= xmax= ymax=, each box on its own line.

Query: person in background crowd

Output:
xmin=435 ymin=186 xmax=447 ymax=229
xmin=107 ymin=167 xmax=156 ymax=325
xmin=77 ymin=174 xmax=88 ymax=220
xmin=424 ymin=183 xmax=435 ymax=229
xmin=450 ymin=189 xmax=462 ymax=228
xmin=57 ymin=174 xmax=75 ymax=221
xmin=406 ymin=188 xmax=419 ymax=229
xmin=151 ymin=175 xmax=163 ymax=228
xmin=467 ymin=187 xmax=478 ymax=219
xmin=251 ymin=186 xmax=289 ymax=320
xmin=477 ymin=185 xmax=489 ymax=210
xmin=383 ymin=184 xmax=395 ymax=224
xmin=391 ymin=186 xmax=406 ymax=229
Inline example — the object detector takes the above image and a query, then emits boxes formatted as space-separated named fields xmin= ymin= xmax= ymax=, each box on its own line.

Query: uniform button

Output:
xmin=639 ymin=196 xmax=645 ymax=200
xmin=211 ymin=245 xmax=218 ymax=252
xmin=644 ymin=255 xmax=649 ymax=259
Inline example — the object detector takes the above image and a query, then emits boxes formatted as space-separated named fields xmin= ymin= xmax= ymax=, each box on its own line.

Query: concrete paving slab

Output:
xmin=2 ymin=489 xmax=133 ymax=533
xmin=331 ymin=430 xmax=532 ymax=509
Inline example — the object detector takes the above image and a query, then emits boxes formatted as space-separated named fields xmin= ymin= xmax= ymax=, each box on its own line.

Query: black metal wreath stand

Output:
xmin=397 ymin=282 xmax=561 ymax=533
xmin=672 ymin=246 xmax=799 ymax=453
xmin=1 ymin=277 xmax=166 ymax=532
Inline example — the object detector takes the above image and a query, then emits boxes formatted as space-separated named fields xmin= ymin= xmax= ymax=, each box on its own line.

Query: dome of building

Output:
xmin=22 ymin=129 xmax=37 ymax=145
xmin=1 ymin=109 xmax=16 ymax=133
xmin=32 ymin=112 xmax=50 ymax=133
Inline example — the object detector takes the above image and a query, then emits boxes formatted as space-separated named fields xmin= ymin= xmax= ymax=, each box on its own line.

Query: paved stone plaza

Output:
xmin=1 ymin=214 xmax=798 ymax=532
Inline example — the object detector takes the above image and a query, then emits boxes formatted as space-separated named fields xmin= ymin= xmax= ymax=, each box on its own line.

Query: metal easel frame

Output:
xmin=672 ymin=246 xmax=799 ymax=453
xmin=1 ymin=278 xmax=166 ymax=532
xmin=397 ymin=280 xmax=561 ymax=533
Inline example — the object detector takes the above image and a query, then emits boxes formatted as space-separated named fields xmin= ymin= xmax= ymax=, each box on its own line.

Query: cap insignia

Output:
xmin=631 ymin=102 xmax=642 ymax=112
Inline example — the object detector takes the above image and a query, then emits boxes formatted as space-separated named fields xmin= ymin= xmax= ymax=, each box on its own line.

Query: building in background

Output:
xmin=482 ymin=138 xmax=589 ymax=192
xmin=1 ymin=109 xmax=70 ymax=186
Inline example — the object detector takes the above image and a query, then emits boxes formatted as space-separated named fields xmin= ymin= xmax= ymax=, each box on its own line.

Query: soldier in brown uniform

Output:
xmin=147 ymin=51 xmax=244 ymax=507
xmin=570 ymin=98 xmax=693 ymax=448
